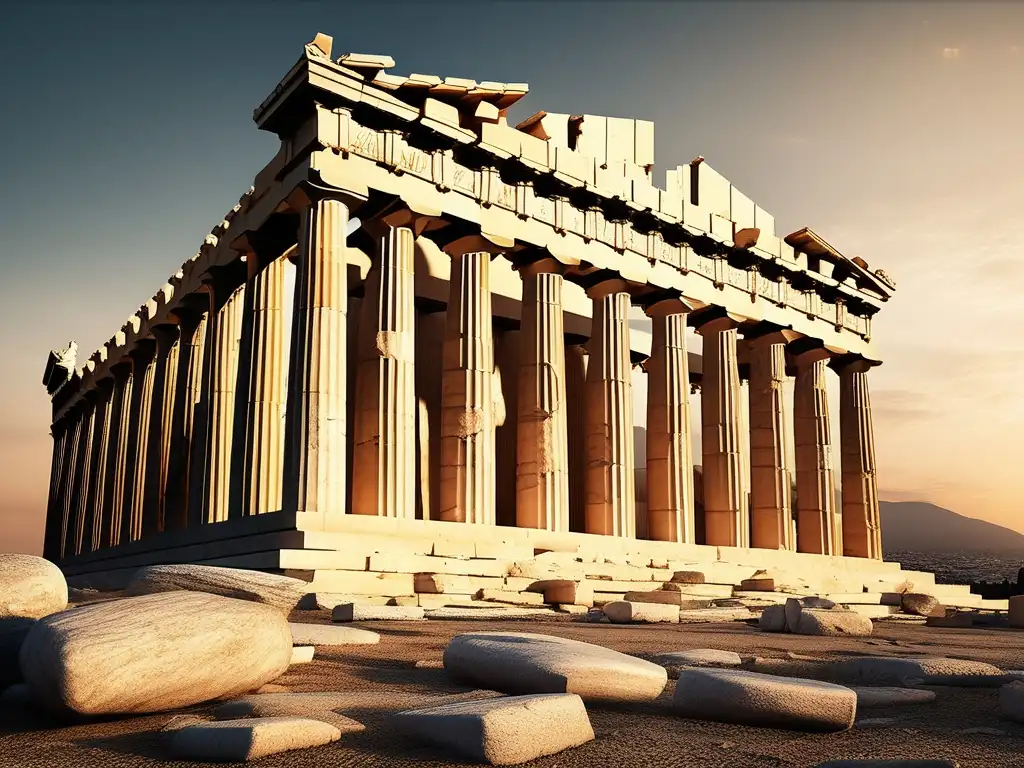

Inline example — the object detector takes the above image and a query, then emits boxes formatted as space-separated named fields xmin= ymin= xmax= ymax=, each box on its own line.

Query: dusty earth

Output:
xmin=3 ymin=613 xmax=1024 ymax=767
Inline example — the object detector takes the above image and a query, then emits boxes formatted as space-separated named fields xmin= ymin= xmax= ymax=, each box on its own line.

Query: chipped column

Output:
xmin=352 ymin=209 xmax=432 ymax=519
xmin=696 ymin=315 xmax=748 ymax=548
xmin=746 ymin=330 xmax=797 ymax=550
xmin=643 ymin=297 xmax=696 ymax=544
xmin=584 ymin=279 xmax=637 ymax=538
xmin=515 ymin=256 xmax=570 ymax=532
xmin=792 ymin=348 xmax=838 ymax=555
xmin=836 ymin=357 xmax=882 ymax=559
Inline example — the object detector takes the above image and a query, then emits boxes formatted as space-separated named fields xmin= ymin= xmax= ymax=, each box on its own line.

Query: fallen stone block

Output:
xmin=0 ymin=682 xmax=34 ymax=708
xmin=603 ymin=600 xmax=678 ymax=624
xmin=852 ymin=687 xmax=937 ymax=707
xmin=125 ymin=564 xmax=307 ymax=613
xmin=795 ymin=608 xmax=873 ymax=637
xmin=300 ymin=593 xmax=394 ymax=611
xmin=759 ymin=604 xmax=787 ymax=632
xmin=925 ymin=609 xmax=973 ymax=628
xmin=290 ymin=646 xmax=314 ymax=665
xmin=673 ymin=668 xmax=855 ymax=731
xmin=426 ymin=606 xmax=556 ymax=620
xmin=443 ymin=631 xmax=666 ymax=702
xmin=554 ymin=604 xmax=589 ymax=615
xmin=740 ymin=577 xmax=775 ymax=592
xmin=654 ymin=649 xmax=742 ymax=678
xmin=526 ymin=580 xmax=593 ymax=606
xmin=0 ymin=554 xmax=67 ymax=620
xmin=669 ymin=571 xmax=705 ymax=584
xmin=20 ymin=592 xmax=292 ymax=715
xmin=478 ymin=589 xmax=546 ymax=606
xmin=901 ymin=593 xmax=941 ymax=617
xmin=623 ymin=590 xmax=684 ymax=606
xmin=0 ymin=617 xmax=34 ymax=687
xmin=394 ymin=693 xmax=594 ymax=765
xmin=170 ymin=716 xmax=341 ymax=761
xmin=1009 ymin=595 xmax=1024 ymax=628
xmin=213 ymin=692 xmax=368 ymax=732
xmin=679 ymin=607 xmax=752 ymax=624
xmin=289 ymin=622 xmax=380 ymax=645
xmin=831 ymin=656 xmax=1004 ymax=687
xmin=331 ymin=604 xmax=425 ymax=622
xmin=785 ymin=597 xmax=836 ymax=632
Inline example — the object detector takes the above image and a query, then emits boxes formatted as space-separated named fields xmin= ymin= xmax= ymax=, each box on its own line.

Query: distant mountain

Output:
xmin=880 ymin=501 xmax=1024 ymax=554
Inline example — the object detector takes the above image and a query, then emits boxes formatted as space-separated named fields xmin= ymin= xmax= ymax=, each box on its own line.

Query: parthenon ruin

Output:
xmin=41 ymin=34 xmax=903 ymax=597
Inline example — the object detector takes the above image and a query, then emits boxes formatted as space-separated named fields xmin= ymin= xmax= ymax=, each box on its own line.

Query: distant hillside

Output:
xmin=881 ymin=501 xmax=1024 ymax=554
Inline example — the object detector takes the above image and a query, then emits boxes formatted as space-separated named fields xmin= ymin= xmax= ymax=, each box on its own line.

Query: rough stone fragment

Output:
xmin=125 ymin=565 xmax=307 ymax=613
xmin=394 ymin=693 xmax=595 ymax=765
xmin=478 ymin=589 xmax=546 ymax=606
xmin=623 ymin=590 xmax=683 ymax=606
xmin=0 ymin=617 xmax=34 ymax=686
xmin=852 ymin=687 xmax=936 ymax=707
xmin=669 ymin=571 xmax=705 ymax=584
xmin=443 ymin=631 xmax=667 ymax=702
xmin=527 ymin=580 xmax=593 ymax=606
xmin=0 ymin=554 xmax=68 ymax=619
xmin=679 ymin=607 xmax=751 ymax=623
xmin=654 ymin=649 xmax=742 ymax=678
xmin=673 ymin=668 xmax=856 ymax=731
xmin=289 ymin=622 xmax=380 ymax=646
xmin=901 ymin=594 xmax=941 ymax=617
xmin=740 ymin=577 xmax=775 ymax=592
xmin=795 ymin=608 xmax=873 ymax=637
xmin=785 ymin=597 xmax=837 ymax=632
xmin=554 ymin=604 xmax=590 ymax=615
xmin=759 ymin=604 xmax=787 ymax=632
xmin=832 ymin=656 xmax=1004 ymax=687
xmin=171 ymin=717 xmax=341 ymax=761
xmin=331 ymin=604 xmax=425 ymax=622
xmin=290 ymin=646 xmax=314 ymax=665
xmin=19 ymin=592 xmax=292 ymax=715
xmin=603 ymin=600 xmax=678 ymax=624
xmin=213 ymin=692 xmax=368 ymax=732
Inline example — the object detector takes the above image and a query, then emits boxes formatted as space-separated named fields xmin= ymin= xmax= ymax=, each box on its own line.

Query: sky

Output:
xmin=1 ymin=1 xmax=1021 ymax=554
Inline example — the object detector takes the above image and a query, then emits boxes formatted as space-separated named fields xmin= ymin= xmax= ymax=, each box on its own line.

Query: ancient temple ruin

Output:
xmin=41 ymin=34 xmax=915 ymax=599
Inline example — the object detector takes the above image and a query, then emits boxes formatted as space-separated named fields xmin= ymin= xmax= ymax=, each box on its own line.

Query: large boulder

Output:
xmin=785 ymin=597 xmax=837 ymax=632
xmin=125 ymin=564 xmax=308 ymax=613
xmin=831 ymin=656 xmax=1004 ymax=687
xmin=171 ymin=717 xmax=341 ymax=761
xmin=0 ymin=617 xmax=35 ymax=687
xmin=759 ymin=604 xmax=787 ymax=632
xmin=795 ymin=608 xmax=873 ymax=637
xmin=19 ymin=591 xmax=292 ymax=715
xmin=673 ymin=668 xmax=856 ymax=732
xmin=603 ymin=600 xmax=678 ymax=624
xmin=901 ymin=594 xmax=941 ymax=617
xmin=0 ymin=554 xmax=67 ymax=619
xmin=394 ymin=693 xmax=594 ymax=765
xmin=443 ymin=632 xmax=667 ymax=702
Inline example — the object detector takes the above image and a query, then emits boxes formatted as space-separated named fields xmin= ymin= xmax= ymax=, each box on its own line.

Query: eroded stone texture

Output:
xmin=125 ymin=564 xmax=307 ymax=613
xmin=852 ymin=687 xmax=936 ymax=707
xmin=603 ymin=600 xmax=679 ymax=624
xmin=759 ymin=604 xmax=787 ymax=632
xmin=838 ymin=360 xmax=882 ymax=559
xmin=795 ymin=608 xmax=873 ymax=637
xmin=289 ymin=622 xmax=381 ymax=646
xmin=831 ymin=656 xmax=1004 ymax=686
xmin=0 ymin=555 xmax=68 ymax=619
xmin=785 ymin=597 xmax=838 ymax=632
xmin=213 ymin=692 xmax=367 ymax=732
xmin=394 ymin=693 xmax=595 ymax=766
xmin=901 ymin=593 xmax=940 ymax=617
xmin=19 ymin=592 xmax=292 ymax=715
xmin=443 ymin=631 xmax=667 ymax=701
xmin=655 ymin=649 xmax=742 ymax=678
xmin=331 ymin=604 xmax=425 ymax=622
xmin=673 ymin=668 xmax=856 ymax=731
xmin=171 ymin=717 xmax=341 ymax=761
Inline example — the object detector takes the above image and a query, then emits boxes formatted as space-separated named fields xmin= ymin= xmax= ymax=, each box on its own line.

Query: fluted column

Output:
xmin=565 ymin=344 xmax=588 ymax=533
xmin=643 ymin=298 xmax=695 ymax=544
xmin=103 ymin=361 xmax=133 ymax=548
xmin=439 ymin=250 xmax=497 ymax=524
xmin=122 ymin=341 xmax=157 ymax=543
xmin=584 ymin=279 xmax=636 ymax=537
xmin=696 ymin=316 xmax=748 ymax=547
xmin=352 ymin=221 xmax=419 ymax=519
xmin=64 ymin=401 xmax=94 ymax=558
xmin=84 ymin=379 xmax=114 ymax=552
xmin=43 ymin=421 xmax=71 ymax=560
xmin=203 ymin=281 xmax=245 ymax=524
xmin=793 ymin=349 xmax=837 ymax=555
xmin=58 ymin=412 xmax=82 ymax=559
xmin=142 ymin=325 xmax=180 ymax=535
xmin=837 ymin=358 xmax=882 ymax=559
xmin=282 ymin=198 xmax=350 ymax=524
xmin=73 ymin=398 xmax=98 ymax=555
xmin=515 ymin=258 xmax=569 ymax=532
xmin=747 ymin=332 xmax=796 ymax=550
xmin=165 ymin=308 xmax=208 ymax=530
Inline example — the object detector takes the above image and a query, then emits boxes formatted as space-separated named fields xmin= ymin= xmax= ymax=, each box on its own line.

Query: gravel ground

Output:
xmin=3 ymin=614 xmax=1024 ymax=767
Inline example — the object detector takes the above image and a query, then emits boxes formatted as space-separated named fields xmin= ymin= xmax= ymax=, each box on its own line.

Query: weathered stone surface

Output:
xmin=290 ymin=646 xmax=314 ymax=665
xmin=999 ymin=680 xmax=1024 ymax=722
xmin=331 ymin=604 xmax=426 ymax=622
xmin=443 ymin=632 xmax=667 ymax=702
xmin=426 ymin=607 xmax=556 ymax=620
xmin=831 ymin=656 xmax=1004 ymax=687
xmin=795 ymin=608 xmax=873 ymax=637
xmin=925 ymin=609 xmax=973 ymax=628
xmin=654 ymin=649 xmax=742 ymax=678
xmin=19 ymin=592 xmax=292 ymax=715
xmin=673 ymin=668 xmax=856 ymax=731
xmin=623 ymin=590 xmax=683 ymax=606
xmin=785 ymin=597 xmax=837 ymax=632
xmin=759 ymin=604 xmax=787 ymax=632
xmin=0 ymin=617 xmax=34 ymax=686
xmin=478 ymin=589 xmax=547 ymax=607
xmin=901 ymin=593 xmax=941 ymax=617
xmin=527 ymin=580 xmax=594 ymax=607
xmin=162 ymin=715 xmax=209 ymax=731
xmin=669 ymin=571 xmax=705 ymax=584
xmin=394 ymin=693 xmax=595 ymax=765
xmin=213 ymin=692 xmax=368 ymax=732
xmin=0 ymin=555 xmax=67 ymax=620
xmin=603 ymin=600 xmax=678 ymax=624
xmin=852 ymin=687 xmax=936 ymax=707
xmin=171 ymin=717 xmax=341 ymax=761
xmin=125 ymin=565 xmax=307 ymax=613
xmin=289 ymin=622 xmax=380 ymax=646
xmin=680 ymin=607 xmax=751 ymax=623
xmin=740 ymin=577 xmax=775 ymax=592
xmin=817 ymin=762 xmax=959 ymax=767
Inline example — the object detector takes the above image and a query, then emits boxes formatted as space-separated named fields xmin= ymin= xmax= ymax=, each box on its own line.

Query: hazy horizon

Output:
xmin=2 ymin=2 xmax=1021 ymax=554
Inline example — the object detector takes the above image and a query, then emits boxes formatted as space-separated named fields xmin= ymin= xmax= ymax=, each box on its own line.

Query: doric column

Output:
xmin=202 ymin=278 xmax=245 ymax=524
xmin=351 ymin=215 xmax=424 ymax=519
xmin=43 ymin=420 xmax=71 ymax=560
xmin=282 ymin=198 xmax=350 ymax=524
xmin=103 ymin=361 xmax=133 ymax=548
xmin=142 ymin=325 xmax=180 ymax=535
xmin=83 ymin=379 xmax=114 ymax=552
xmin=643 ymin=298 xmax=696 ymax=544
xmin=439 ymin=249 xmax=498 ymax=524
xmin=836 ymin=358 xmax=882 ymax=559
xmin=746 ymin=331 xmax=796 ymax=550
xmin=584 ymin=279 xmax=636 ymax=537
xmin=64 ymin=401 xmax=94 ymax=559
xmin=72 ymin=397 xmax=98 ymax=556
xmin=793 ymin=349 xmax=837 ymax=555
xmin=58 ymin=412 xmax=82 ymax=560
xmin=565 ymin=344 xmax=588 ymax=533
xmin=515 ymin=257 xmax=570 ymax=532
xmin=696 ymin=315 xmax=748 ymax=547
xmin=122 ymin=340 xmax=157 ymax=543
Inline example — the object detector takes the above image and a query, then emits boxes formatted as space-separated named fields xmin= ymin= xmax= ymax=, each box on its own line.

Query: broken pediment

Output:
xmin=784 ymin=227 xmax=894 ymax=297
xmin=42 ymin=341 xmax=77 ymax=395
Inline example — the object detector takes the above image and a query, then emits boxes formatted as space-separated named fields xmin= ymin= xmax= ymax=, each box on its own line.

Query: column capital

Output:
xmin=584 ymin=277 xmax=631 ymax=300
xmin=151 ymin=324 xmax=180 ymax=354
xmin=830 ymin=354 xmax=881 ymax=374
xmin=692 ymin=307 xmax=746 ymax=334
xmin=285 ymin=180 xmax=369 ymax=215
xmin=362 ymin=198 xmax=442 ymax=239
xmin=515 ymin=255 xmax=565 ymax=278
xmin=746 ymin=328 xmax=803 ymax=348
xmin=642 ymin=294 xmax=703 ymax=318
xmin=127 ymin=338 xmax=157 ymax=365
xmin=230 ymin=212 xmax=301 ymax=273
xmin=422 ymin=219 xmax=514 ymax=258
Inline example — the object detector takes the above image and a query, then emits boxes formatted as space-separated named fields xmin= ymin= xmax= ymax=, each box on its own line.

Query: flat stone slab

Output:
xmin=213 ymin=692 xmax=367 ymax=733
xmin=444 ymin=631 xmax=667 ymax=702
xmin=290 ymin=646 xmax=314 ymax=665
xmin=394 ymin=693 xmax=595 ymax=765
xmin=288 ymin=622 xmax=380 ymax=646
xmin=852 ymin=687 xmax=937 ymax=707
xmin=171 ymin=717 xmax=341 ymax=761
xmin=332 ymin=604 xmax=426 ymax=622
xmin=126 ymin=565 xmax=307 ymax=613
xmin=678 ymin=607 xmax=751 ymax=624
xmin=673 ymin=668 xmax=856 ymax=732
xmin=20 ymin=592 xmax=292 ymax=716
xmin=654 ymin=649 xmax=743 ymax=678
xmin=426 ymin=607 xmax=556 ymax=620
xmin=0 ymin=554 xmax=67 ymax=620
xmin=603 ymin=600 xmax=678 ymax=624
xmin=831 ymin=656 xmax=1004 ymax=687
